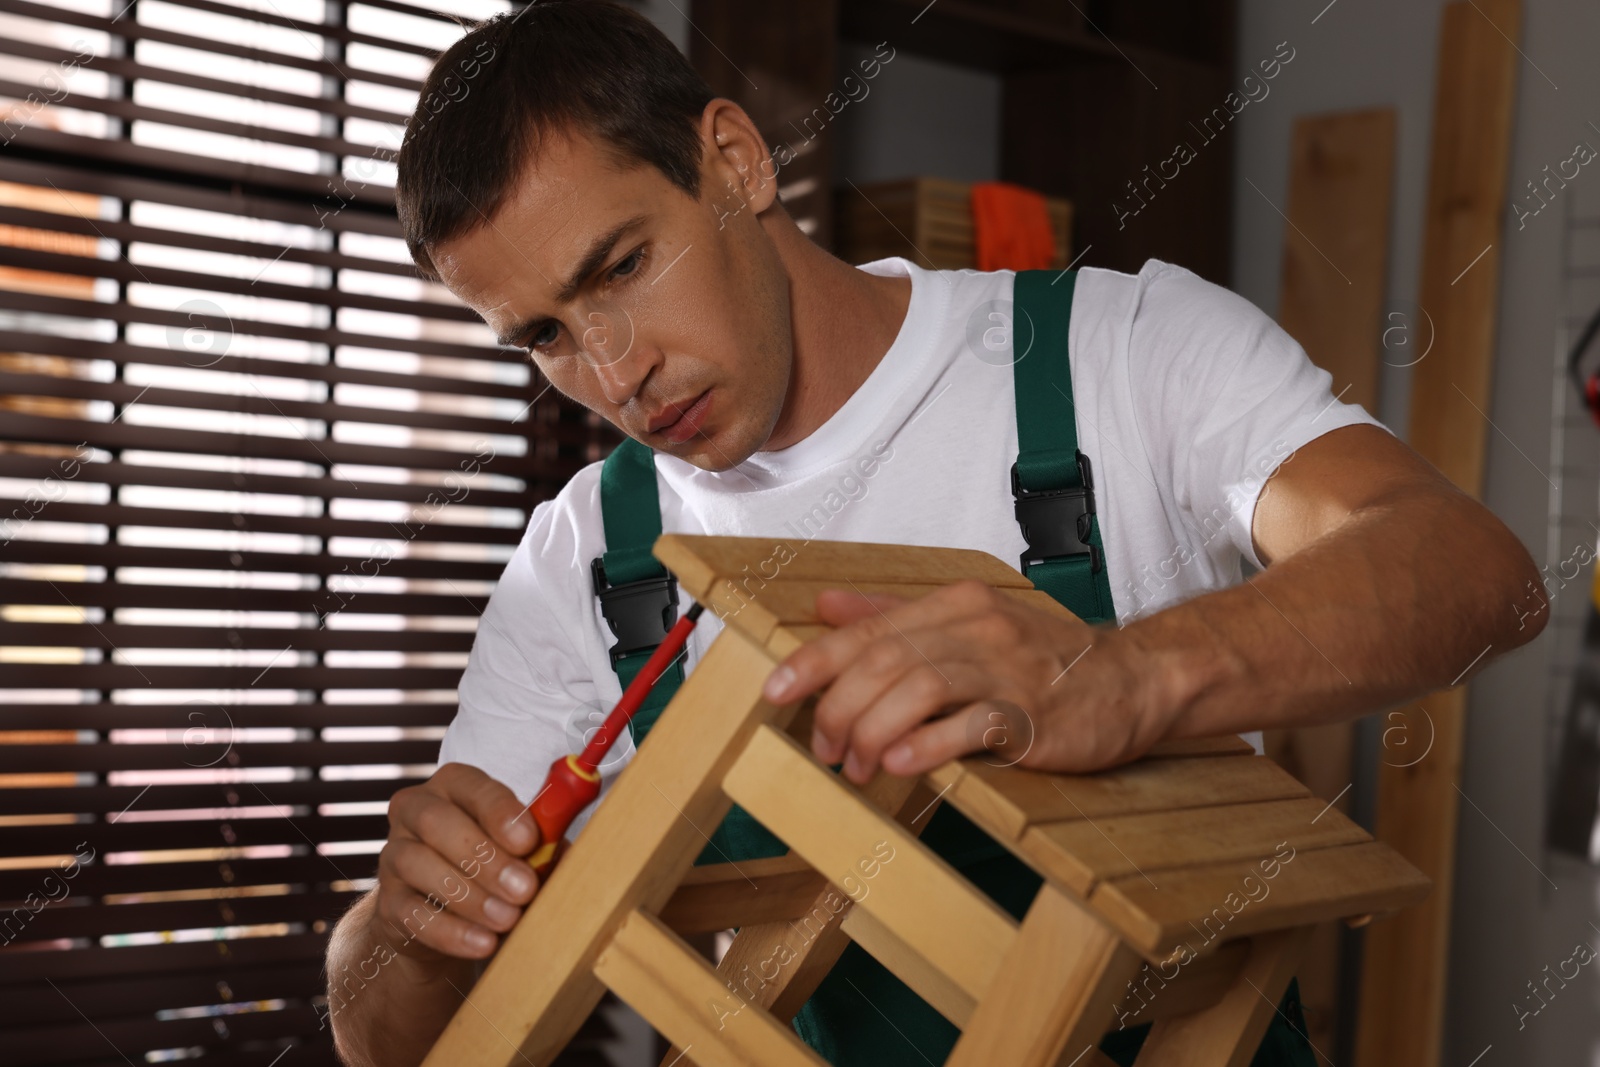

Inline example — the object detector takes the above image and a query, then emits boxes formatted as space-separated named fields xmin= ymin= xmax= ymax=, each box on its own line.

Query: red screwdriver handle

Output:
xmin=525 ymin=754 xmax=601 ymax=879
xmin=522 ymin=600 xmax=705 ymax=881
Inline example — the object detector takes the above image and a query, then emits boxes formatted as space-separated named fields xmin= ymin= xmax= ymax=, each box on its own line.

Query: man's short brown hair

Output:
xmin=396 ymin=0 xmax=716 ymax=281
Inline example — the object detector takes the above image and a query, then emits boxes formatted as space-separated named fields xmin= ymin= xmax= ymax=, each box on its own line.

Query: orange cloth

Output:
xmin=970 ymin=180 xmax=1057 ymax=272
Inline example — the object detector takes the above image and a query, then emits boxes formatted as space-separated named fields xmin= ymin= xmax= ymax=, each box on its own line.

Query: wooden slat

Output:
xmin=1266 ymin=105 xmax=1397 ymax=1064
xmin=717 ymin=584 xmax=1077 ymax=653
xmin=699 ymin=888 xmax=853 ymax=1020
xmin=660 ymin=771 xmax=938 ymax=1067
xmin=654 ymin=533 xmax=1033 ymax=606
xmin=699 ymin=577 xmax=976 ymax=646
xmin=839 ymin=903 xmax=977 ymax=1026
xmin=1356 ymin=4 xmax=1520 ymax=1066
xmin=1019 ymin=796 xmax=1371 ymax=895
xmin=1274 ymin=107 xmax=1396 ymax=436
xmin=722 ymin=724 xmax=1018 ymax=1010
xmin=1092 ymin=841 xmax=1431 ymax=956
xmin=930 ymin=755 xmax=1309 ymax=843
xmin=593 ymin=909 xmax=827 ymax=1067
xmin=658 ymin=854 xmax=827 ymax=935
xmin=1136 ymin=928 xmax=1312 ymax=1067
xmin=946 ymin=883 xmax=1142 ymax=1067
xmin=1110 ymin=937 xmax=1250 ymax=1031
xmin=768 ymin=623 xmax=831 ymax=659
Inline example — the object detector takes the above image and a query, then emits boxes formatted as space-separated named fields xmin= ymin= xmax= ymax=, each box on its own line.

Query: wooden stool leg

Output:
xmin=421 ymin=626 xmax=787 ymax=1067
xmin=946 ymin=883 xmax=1144 ymax=1067
xmin=1132 ymin=926 xmax=1313 ymax=1067
xmin=595 ymin=909 xmax=828 ymax=1067
xmin=724 ymin=725 xmax=1019 ymax=1014
xmin=659 ymin=778 xmax=942 ymax=1066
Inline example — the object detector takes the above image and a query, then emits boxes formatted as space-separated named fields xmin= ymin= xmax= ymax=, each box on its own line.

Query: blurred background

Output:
xmin=0 ymin=0 xmax=1597 ymax=1064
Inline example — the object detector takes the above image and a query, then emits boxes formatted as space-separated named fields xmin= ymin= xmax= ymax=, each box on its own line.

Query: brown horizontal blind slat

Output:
xmin=0 ymin=36 xmax=413 ymax=126
xmin=0 ymin=0 xmax=426 ymax=91
xmin=0 ymin=156 xmax=404 ymax=235
xmin=0 ymin=777 xmax=435 ymax=815
xmin=0 ymin=457 xmax=541 ymax=507
xmin=0 ymin=623 xmax=481 ymax=651
xmin=0 ymin=0 xmax=627 ymax=1062
xmin=0 ymin=370 xmax=537 ymax=435
xmin=0 ymin=291 xmax=505 ymax=360
xmin=0 ymin=541 xmax=511 ymax=578
xmin=0 ymin=333 xmax=537 ymax=399
xmin=0 ymin=203 xmax=421 ymax=277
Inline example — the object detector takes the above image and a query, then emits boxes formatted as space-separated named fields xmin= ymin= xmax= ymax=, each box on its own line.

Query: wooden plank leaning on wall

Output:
xmin=1354 ymin=2 xmax=1522 ymax=1065
xmin=1266 ymin=106 xmax=1396 ymax=1063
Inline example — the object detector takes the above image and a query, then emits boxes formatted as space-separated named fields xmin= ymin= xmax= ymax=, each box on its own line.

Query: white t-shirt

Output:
xmin=439 ymin=256 xmax=1391 ymax=835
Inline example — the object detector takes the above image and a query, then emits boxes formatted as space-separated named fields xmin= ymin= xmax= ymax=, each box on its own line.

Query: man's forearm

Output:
xmin=326 ymin=890 xmax=477 ymax=1067
xmin=1125 ymin=485 xmax=1547 ymax=741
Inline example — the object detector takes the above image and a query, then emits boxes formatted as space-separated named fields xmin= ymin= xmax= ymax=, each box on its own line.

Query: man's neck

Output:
xmin=759 ymin=213 xmax=913 ymax=453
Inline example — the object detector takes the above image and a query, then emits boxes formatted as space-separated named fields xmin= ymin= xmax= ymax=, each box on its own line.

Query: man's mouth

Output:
xmin=652 ymin=389 xmax=713 ymax=445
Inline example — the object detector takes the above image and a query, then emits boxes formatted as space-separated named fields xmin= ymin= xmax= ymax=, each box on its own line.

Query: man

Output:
xmin=325 ymin=1 xmax=1546 ymax=1065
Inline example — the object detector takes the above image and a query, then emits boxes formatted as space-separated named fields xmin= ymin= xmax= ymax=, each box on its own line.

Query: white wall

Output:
xmin=1233 ymin=1 xmax=1600 ymax=1063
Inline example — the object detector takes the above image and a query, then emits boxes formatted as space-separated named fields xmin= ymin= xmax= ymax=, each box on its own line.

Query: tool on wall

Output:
xmin=1546 ymin=300 xmax=1600 ymax=860
xmin=524 ymin=601 xmax=706 ymax=878
xmin=1565 ymin=299 xmax=1600 ymax=429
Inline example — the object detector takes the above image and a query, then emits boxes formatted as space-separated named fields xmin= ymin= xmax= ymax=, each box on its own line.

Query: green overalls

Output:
xmin=587 ymin=270 xmax=1317 ymax=1066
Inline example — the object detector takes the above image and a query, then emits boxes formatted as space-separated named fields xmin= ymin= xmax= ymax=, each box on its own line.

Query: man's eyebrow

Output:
xmin=494 ymin=211 xmax=651 ymax=348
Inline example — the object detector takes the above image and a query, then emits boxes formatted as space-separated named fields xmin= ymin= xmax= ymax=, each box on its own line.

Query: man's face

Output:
xmin=431 ymin=121 xmax=793 ymax=471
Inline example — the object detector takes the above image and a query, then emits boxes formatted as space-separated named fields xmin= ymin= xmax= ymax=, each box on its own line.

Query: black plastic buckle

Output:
xmin=591 ymin=556 xmax=679 ymax=670
xmin=1011 ymin=450 xmax=1101 ymax=573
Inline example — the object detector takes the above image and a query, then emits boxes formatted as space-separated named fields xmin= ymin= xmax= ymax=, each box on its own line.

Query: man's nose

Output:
xmin=580 ymin=309 xmax=654 ymax=405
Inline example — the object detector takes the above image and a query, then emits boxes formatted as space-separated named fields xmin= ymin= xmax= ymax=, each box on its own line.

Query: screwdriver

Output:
xmin=524 ymin=600 xmax=707 ymax=878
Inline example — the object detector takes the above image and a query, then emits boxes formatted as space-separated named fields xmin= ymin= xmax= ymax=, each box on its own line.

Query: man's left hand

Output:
xmin=759 ymin=579 xmax=1181 ymax=784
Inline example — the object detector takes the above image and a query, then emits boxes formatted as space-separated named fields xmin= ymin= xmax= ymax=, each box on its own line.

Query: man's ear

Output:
xmin=700 ymin=98 xmax=780 ymax=216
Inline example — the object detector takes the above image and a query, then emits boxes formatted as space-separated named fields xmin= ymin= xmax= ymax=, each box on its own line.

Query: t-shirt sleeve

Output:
xmin=437 ymin=500 xmax=607 ymax=816
xmin=1125 ymin=261 xmax=1394 ymax=571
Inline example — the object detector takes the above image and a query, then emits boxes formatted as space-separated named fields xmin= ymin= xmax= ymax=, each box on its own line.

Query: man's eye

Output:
xmin=526 ymin=321 xmax=559 ymax=352
xmin=611 ymin=248 xmax=644 ymax=281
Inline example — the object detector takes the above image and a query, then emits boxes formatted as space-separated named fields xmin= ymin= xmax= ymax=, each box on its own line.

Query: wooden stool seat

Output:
xmin=422 ymin=535 xmax=1429 ymax=1067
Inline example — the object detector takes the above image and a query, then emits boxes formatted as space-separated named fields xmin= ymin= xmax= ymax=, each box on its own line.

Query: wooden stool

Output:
xmin=421 ymin=535 xmax=1429 ymax=1067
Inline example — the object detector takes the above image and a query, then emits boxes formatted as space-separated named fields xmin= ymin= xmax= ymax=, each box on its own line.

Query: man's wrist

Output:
xmin=1119 ymin=601 xmax=1245 ymax=745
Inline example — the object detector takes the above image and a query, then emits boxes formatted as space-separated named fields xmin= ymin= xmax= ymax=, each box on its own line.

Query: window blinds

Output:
xmin=0 ymin=0 xmax=625 ymax=1061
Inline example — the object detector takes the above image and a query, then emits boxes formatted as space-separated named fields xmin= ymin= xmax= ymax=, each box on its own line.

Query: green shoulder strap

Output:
xmin=593 ymin=436 xmax=685 ymax=745
xmin=593 ymin=437 xmax=783 ymax=864
xmin=1011 ymin=269 xmax=1117 ymax=625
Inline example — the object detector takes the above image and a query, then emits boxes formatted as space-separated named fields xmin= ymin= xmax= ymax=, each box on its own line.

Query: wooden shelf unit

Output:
xmin=689 ymin=0 xmax=1237 ymax=283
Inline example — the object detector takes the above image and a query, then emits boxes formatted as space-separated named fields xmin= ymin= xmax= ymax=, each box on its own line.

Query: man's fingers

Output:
xmin=809 ymin=624 xmax=990 ymax=770
xmin=392 ymin=787 xmax=532 ymax=907
xmin=433 ymin=762 xmax=538 ymax=857
xmin=375 ymin=881 xmax=499 ymax=959
xmin=383 ymin=837 xmax=524 ymax=935
xmin=764 ymin=581 xmax=986 ymax=705
xmin=834 ymin=663 xmax=994 ymax=783
xmin=878 ymin=704 xmax=997 ymax=777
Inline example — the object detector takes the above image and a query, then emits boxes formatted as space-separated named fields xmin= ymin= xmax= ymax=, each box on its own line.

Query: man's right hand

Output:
xmin=372 ymin=762 xmax=541 ymax=959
